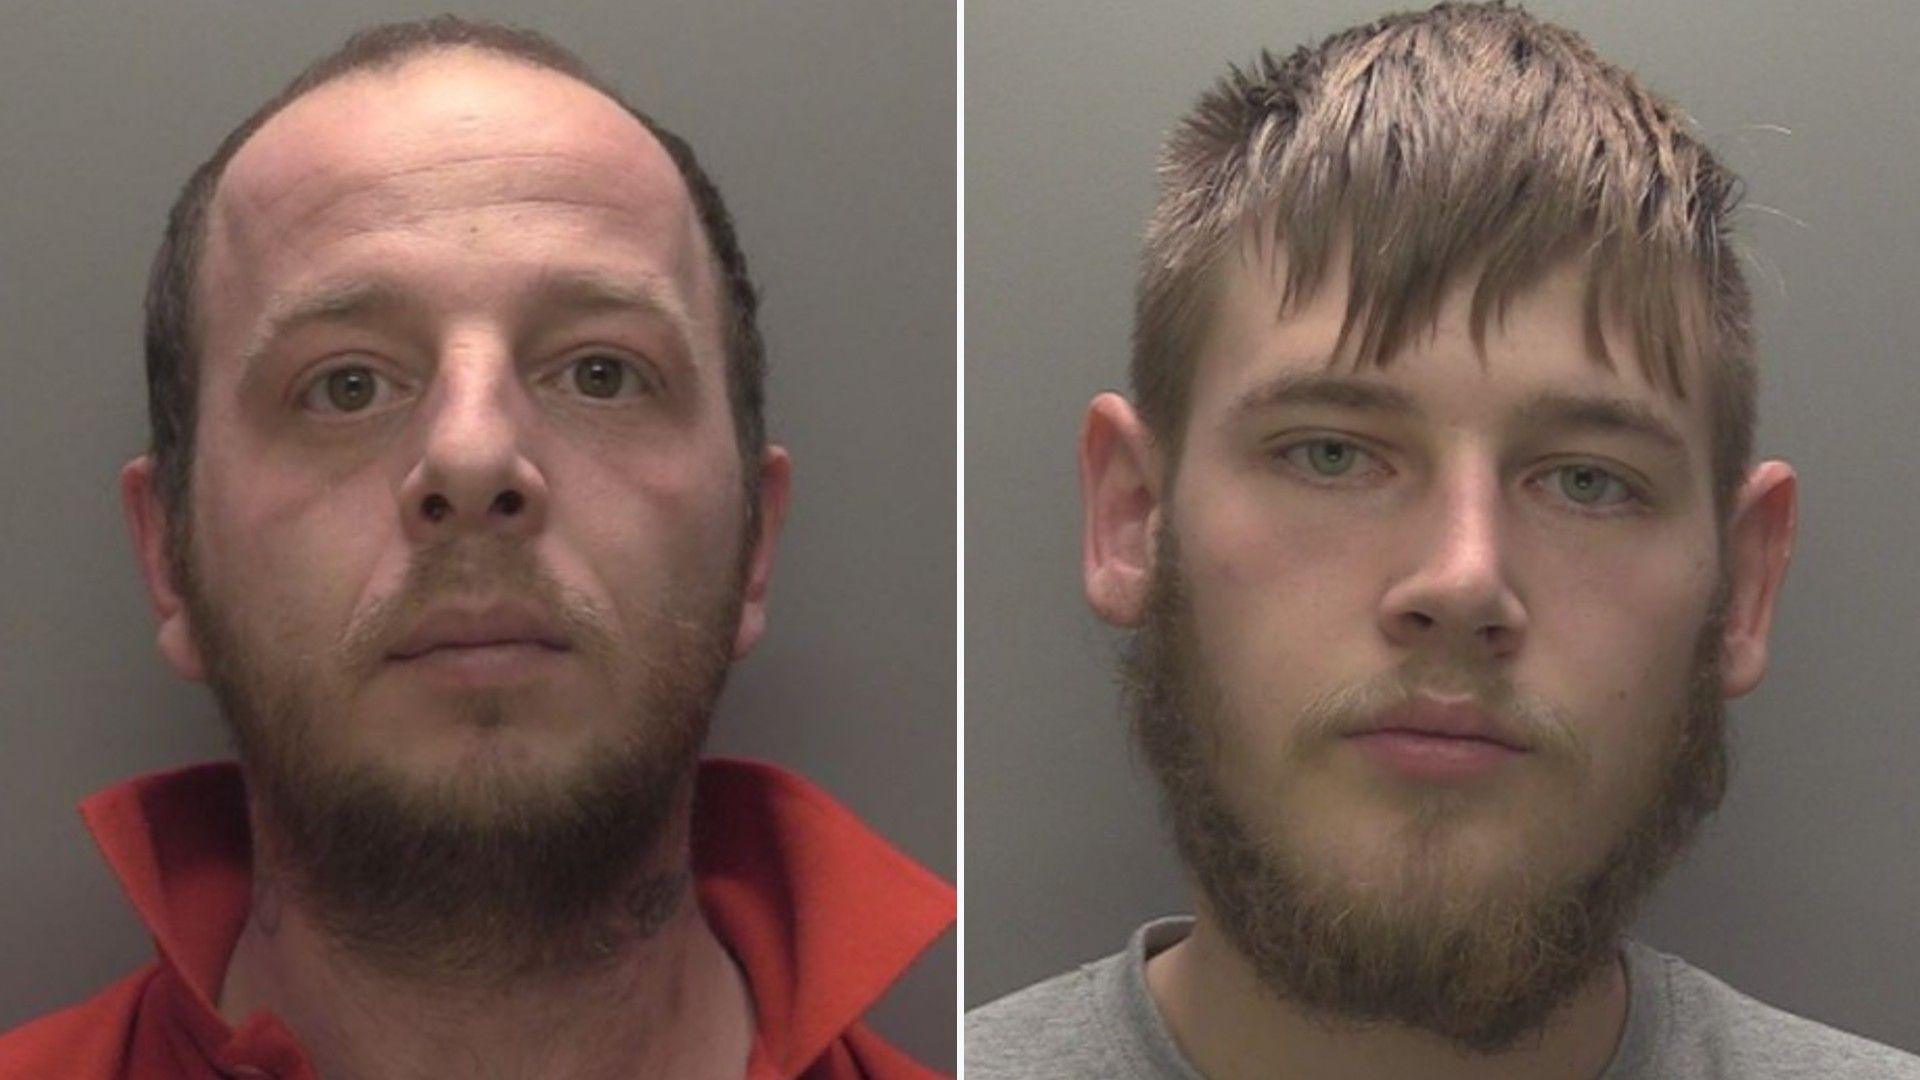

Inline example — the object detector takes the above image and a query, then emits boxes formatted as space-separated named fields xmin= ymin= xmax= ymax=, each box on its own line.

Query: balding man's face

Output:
xmin=160 ymin=52 xmax=772 ymax=903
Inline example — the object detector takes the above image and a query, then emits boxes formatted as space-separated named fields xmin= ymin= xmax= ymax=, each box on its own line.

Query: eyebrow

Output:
xmin=235 ymin=268 xmax=696 ymax=378
xmin=526 ymin=267 xmax=690 ymax=326
xmin=526 ymin=268 xmax=696 ymax=361
xmin=238 ymin=279 xmax=409 ymax=374
xmin=1512 ymin=390 xmax=1690 ymax=460
xmin=1231 ymin=372 xmax=1691 ymax=459
xmin=1230 ymin=371 xmax=1418 ymax=417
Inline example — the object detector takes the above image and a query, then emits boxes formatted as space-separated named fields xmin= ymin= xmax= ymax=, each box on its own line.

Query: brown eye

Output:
xmin=569 ymin=355 xmax=649 ymax=399
xmin=299 ymin=363 xmax=394 ymax=415
xmin=325 ymin=367 xmax=377 ymax=411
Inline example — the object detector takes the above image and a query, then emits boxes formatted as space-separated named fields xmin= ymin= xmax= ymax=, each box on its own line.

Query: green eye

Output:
xmin=571 ymin=355 xmax=644 ymax=399
xmin=1556 ymin=464 xmax=1626 ymax=506
xmin=1301 ymin=439 xmax=1360 ymax=476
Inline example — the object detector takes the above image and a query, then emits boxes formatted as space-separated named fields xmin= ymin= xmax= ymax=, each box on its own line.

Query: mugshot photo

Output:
xmin=0 ymin=3 xmax=952 ymax=1077
xmin=2 ymin=0 xmax=1919 ymax=1077
xmin=968 ymin=0 xmax=1920 ymax=1075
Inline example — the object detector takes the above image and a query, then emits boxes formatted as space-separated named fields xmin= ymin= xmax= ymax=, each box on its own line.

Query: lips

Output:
xmin=1344 ymin=697 xmax=1530 ymax=782
xmin=388 ymin=603 xmax=571 ymax=661
xmin=1352 ymin=697 xmax=1529 ymax=752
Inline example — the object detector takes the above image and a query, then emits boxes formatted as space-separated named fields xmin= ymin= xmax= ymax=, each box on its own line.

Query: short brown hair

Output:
xmin=144 ymin=16 xmax=766 ymax=536
xmin=1133 ymin=1 xmax=1754 ymax=514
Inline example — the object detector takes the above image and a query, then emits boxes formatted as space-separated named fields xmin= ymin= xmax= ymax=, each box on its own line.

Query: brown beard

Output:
xmin=183 ymin=533 xmax=743 ymax=988
xmin=1126 ymin=525 xmax=1730 ymax=1053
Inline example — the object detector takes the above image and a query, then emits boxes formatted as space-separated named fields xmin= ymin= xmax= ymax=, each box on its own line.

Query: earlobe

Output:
xmin=119 ymin=456 xmax=206 ymax=682
xmin=731 ymin=445 xmax=792 ymax=659
xmin=1081 ymin=393 xmax=1163 ymax=628
xmin=1718 ymin=460 xmax=1798 ymax=699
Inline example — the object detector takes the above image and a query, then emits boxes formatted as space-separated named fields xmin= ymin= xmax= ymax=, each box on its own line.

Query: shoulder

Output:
xmin=0 ymin=964 xmax=158 ymax=1079
xmin=1633 ymin=943 xmax=1920 ymax=1079
xmin=966 ymin=961 xmax=1120 ymax=1080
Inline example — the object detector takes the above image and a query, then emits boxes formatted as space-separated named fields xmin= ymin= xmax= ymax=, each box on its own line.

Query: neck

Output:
xmin=1147 ymin=912 xmax=1628 ymax=1080
xmin=218 ymin=813 xmax=754 ymax=1080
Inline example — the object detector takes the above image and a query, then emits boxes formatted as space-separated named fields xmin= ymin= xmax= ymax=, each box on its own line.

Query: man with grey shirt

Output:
xmin=969 ymin=3 xmax=1919 ymax=1078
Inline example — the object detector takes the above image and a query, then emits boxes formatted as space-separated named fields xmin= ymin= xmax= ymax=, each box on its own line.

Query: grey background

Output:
xmin=967 ymin=0 xmax=1920 ymax=1056
xmin=0 ymin=0 xmax=953 ymax=1069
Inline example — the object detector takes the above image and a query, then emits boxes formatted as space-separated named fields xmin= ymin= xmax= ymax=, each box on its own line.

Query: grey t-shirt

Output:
xmin=967 ymin=918 xmax=1920 ymax=1079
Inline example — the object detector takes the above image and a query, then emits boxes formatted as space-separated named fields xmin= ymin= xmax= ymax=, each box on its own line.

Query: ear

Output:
xmin=1081 ymin=393 xmax=1165 ymax=628
xmin=1719 ymin=460 xmax=1797 ymax=698
xmin=731 ymin=444 xmax=792 ymax=659
xmin=119 ymin=456 xmax=206 ymax=681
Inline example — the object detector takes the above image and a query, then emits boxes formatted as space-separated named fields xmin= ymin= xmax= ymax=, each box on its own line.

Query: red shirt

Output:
xmin=0 ymin=759 xmax=954 ymax=1079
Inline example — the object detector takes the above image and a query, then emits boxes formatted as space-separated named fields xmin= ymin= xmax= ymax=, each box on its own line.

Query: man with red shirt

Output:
xmin=0 ymin=16 xmax=950 ymax=1079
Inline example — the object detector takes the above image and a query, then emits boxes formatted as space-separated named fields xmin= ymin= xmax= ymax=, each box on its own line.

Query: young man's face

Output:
xmin=1178 ymin=247 xmax=1719 ymax=906
xmin=1082 ymin=240 xmax=1794 ymax=1044
xmin=125 ymin=50 xmax=787 ymax=849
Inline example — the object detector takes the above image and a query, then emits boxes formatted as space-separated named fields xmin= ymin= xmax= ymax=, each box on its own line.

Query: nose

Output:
xmin=397 ymin=348 xmax=549 ymax=545
xmin=1377 ymin=463 xmax=1526 ymax=661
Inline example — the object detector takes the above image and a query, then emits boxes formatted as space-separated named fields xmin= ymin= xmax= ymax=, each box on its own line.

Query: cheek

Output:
xmin=1171 ymin=468 xmax=1387 ymax=758
xmin=1525 ymin=532 xmax=1718 ymax=798
xmin=190 ymin=461 xmax=400 ymax=633
xmin=553 ymin=445 xmax=747 ymax=614
xmin=1177 ymin=459 xmax=1387 ymax=655
xmin=1542 ymin=536 xmax=1713 ymax=679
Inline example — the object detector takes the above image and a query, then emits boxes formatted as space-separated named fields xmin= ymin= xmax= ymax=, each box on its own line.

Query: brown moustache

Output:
xmin=1291 ymin=663 xmax=1587 ymax=769
xmin=338 ymin=536 xmax=618 ymax=674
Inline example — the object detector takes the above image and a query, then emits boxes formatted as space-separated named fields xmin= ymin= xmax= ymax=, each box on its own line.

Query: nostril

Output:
xmin=492 ymin=490 xmax=525 ymax=516
xmin=421 ymin=493 xmax=452 ymax=522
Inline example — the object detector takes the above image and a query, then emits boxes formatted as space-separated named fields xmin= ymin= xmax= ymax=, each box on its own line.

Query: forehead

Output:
xmin=1189 ymin=240 xmax=1715 ymax=448
xmin=203 ymin=48 xmax=708 ymax=335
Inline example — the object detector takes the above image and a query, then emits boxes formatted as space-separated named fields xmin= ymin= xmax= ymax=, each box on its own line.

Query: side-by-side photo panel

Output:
xmin=0 ymin=4 xmax=954 ymax=1076
xmin=968 ymin=1 xmax=1919 ymax=1076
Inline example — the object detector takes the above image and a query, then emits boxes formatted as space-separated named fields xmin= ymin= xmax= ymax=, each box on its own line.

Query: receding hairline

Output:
xmin=194 ymin=42 xmax=720 ymax=371
xmin=210 ymin=44 xmax=692 ymax=227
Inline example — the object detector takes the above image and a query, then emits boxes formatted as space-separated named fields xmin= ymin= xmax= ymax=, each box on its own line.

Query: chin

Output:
xmin=371 ymin=681 xmax=607 ymax=746
xmin=1293 ymin=797 xmax=1572 ymax=904
xmin=333 ymin=713 xmax=624 ymax=813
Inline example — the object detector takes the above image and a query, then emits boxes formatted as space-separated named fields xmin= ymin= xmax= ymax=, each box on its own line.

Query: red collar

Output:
xmin=79 ymin=758 xmax=953 ymax=1079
